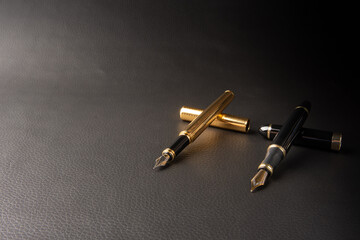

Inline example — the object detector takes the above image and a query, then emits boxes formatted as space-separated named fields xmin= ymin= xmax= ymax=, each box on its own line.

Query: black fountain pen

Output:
xmin=250 ymin=101 xmax=311 ymax=192
xmin=153 ymin=90 xmax=234 ymax=169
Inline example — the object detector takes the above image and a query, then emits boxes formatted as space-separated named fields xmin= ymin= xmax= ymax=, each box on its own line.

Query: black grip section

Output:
xmin=169 ymin=135 xmax=190 ymax=156
xmin=261 ymin=147 xmax=284 ymax=171
xmin=269 ymin=124 xmax=333 ymax=151
xmin=273 ymin=101 xmax=311 ymax=152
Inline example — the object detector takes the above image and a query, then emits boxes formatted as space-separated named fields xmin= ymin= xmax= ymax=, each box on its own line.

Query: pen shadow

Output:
xmin=270 ymin=151 xmax=305 ymax=181
xmin=269 ymin=143 xmax=355 ymax=181
xmin=270 ymin=147 xmax=323 ymax=181
xmin=168 ymin=135 xmax=219 ymax=167
xmin=153 ymin=148 xmax=201 ymax=170
xmin=166 ymin=127 xmax=253 ymax=168
xmin=265 ymin=131 xmax=357 ymax=180
xmin=335 ymin=145 xmax=356 ymax=156
xmin=154 ymin=141 xmax=213 ymax=170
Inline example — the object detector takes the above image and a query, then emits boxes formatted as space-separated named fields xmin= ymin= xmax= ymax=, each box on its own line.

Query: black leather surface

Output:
xmin=0 ymin=1 xmax=358 ymax=239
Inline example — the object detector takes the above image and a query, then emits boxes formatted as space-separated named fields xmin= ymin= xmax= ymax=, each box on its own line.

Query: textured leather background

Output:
xmin=0 ymin=1 xmax=358 ymax=239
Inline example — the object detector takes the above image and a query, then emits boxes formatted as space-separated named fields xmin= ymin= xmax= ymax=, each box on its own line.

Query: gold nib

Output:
xmin=153 ymin=155 xmax=171 ymax=169
xmin=250 ymin=169 xmax=269 ymax=192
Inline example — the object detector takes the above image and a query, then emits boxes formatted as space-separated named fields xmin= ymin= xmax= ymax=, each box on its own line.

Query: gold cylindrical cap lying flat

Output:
xmin=180 ymin=106 xmax=250 ymax=133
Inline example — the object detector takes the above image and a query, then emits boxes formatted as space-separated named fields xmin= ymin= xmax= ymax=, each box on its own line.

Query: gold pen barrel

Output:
xmin=179 ymin=90 xmax=234 ymax=142
xmin=180 ymin=106 xmax=250 ymax=133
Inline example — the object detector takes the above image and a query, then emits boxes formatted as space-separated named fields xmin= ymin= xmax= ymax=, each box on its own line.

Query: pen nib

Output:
xmin=153 ymin=155 xmax=171 ymax=169
xmin=250 ymin=169 xmax=269 ymax=192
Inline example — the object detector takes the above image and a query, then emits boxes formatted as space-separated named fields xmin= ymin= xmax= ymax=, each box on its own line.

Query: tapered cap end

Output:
xmin=258 ymin=125 xmax=271 ymax=139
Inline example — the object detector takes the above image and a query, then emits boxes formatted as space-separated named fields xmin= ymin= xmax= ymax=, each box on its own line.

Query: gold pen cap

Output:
xmin=180 ymin=106 xmax=250 ymax=133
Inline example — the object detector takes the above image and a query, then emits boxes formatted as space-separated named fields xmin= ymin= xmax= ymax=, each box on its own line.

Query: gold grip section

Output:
xmin=180 ymin=106 xmax=250 ymax=133
xmin=179 ymin=90 xmax=234 ymax=142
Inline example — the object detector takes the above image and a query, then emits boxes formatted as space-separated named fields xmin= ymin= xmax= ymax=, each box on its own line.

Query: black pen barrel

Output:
xmin=273 ymin=101 xmax=311 ymax=152
xmin=262 ymin=124 xmax=342 ymax=151
xmin=259 ymin=101 xmax=311 ymax=174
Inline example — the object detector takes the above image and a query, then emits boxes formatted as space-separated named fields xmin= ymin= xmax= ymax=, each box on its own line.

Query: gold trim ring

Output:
xmin=267 ymin=124 xmax=272 ymax=139
xmin=331 ymin=132 xmax=342 ymax=151
xmin=179 ymin=131 xmax=192 ymax=143
xmin=162 ymin=148 xmax=176 ymax=160
xmin=268 ymin=144 xmax=286 ymax=157
xmin=258 ymin=163 xmax=274 ymax=175
xmin=295 ymin=106 xmax=309 ymax=115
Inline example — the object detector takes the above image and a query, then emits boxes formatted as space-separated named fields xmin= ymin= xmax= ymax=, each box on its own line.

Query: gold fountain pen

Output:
xmin=153 ymin=90 xmax=234 ymax=169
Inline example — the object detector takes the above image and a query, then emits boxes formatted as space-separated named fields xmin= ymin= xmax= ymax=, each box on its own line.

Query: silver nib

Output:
xmin=250 ymin=169 xmax=269 ymax=192
xmin=153 ymin=155 xmax=171 ymax=169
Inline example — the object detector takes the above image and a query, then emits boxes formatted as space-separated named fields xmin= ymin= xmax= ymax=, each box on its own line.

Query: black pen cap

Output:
xmin=299 ymin=100 xmax=311 ymax=114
